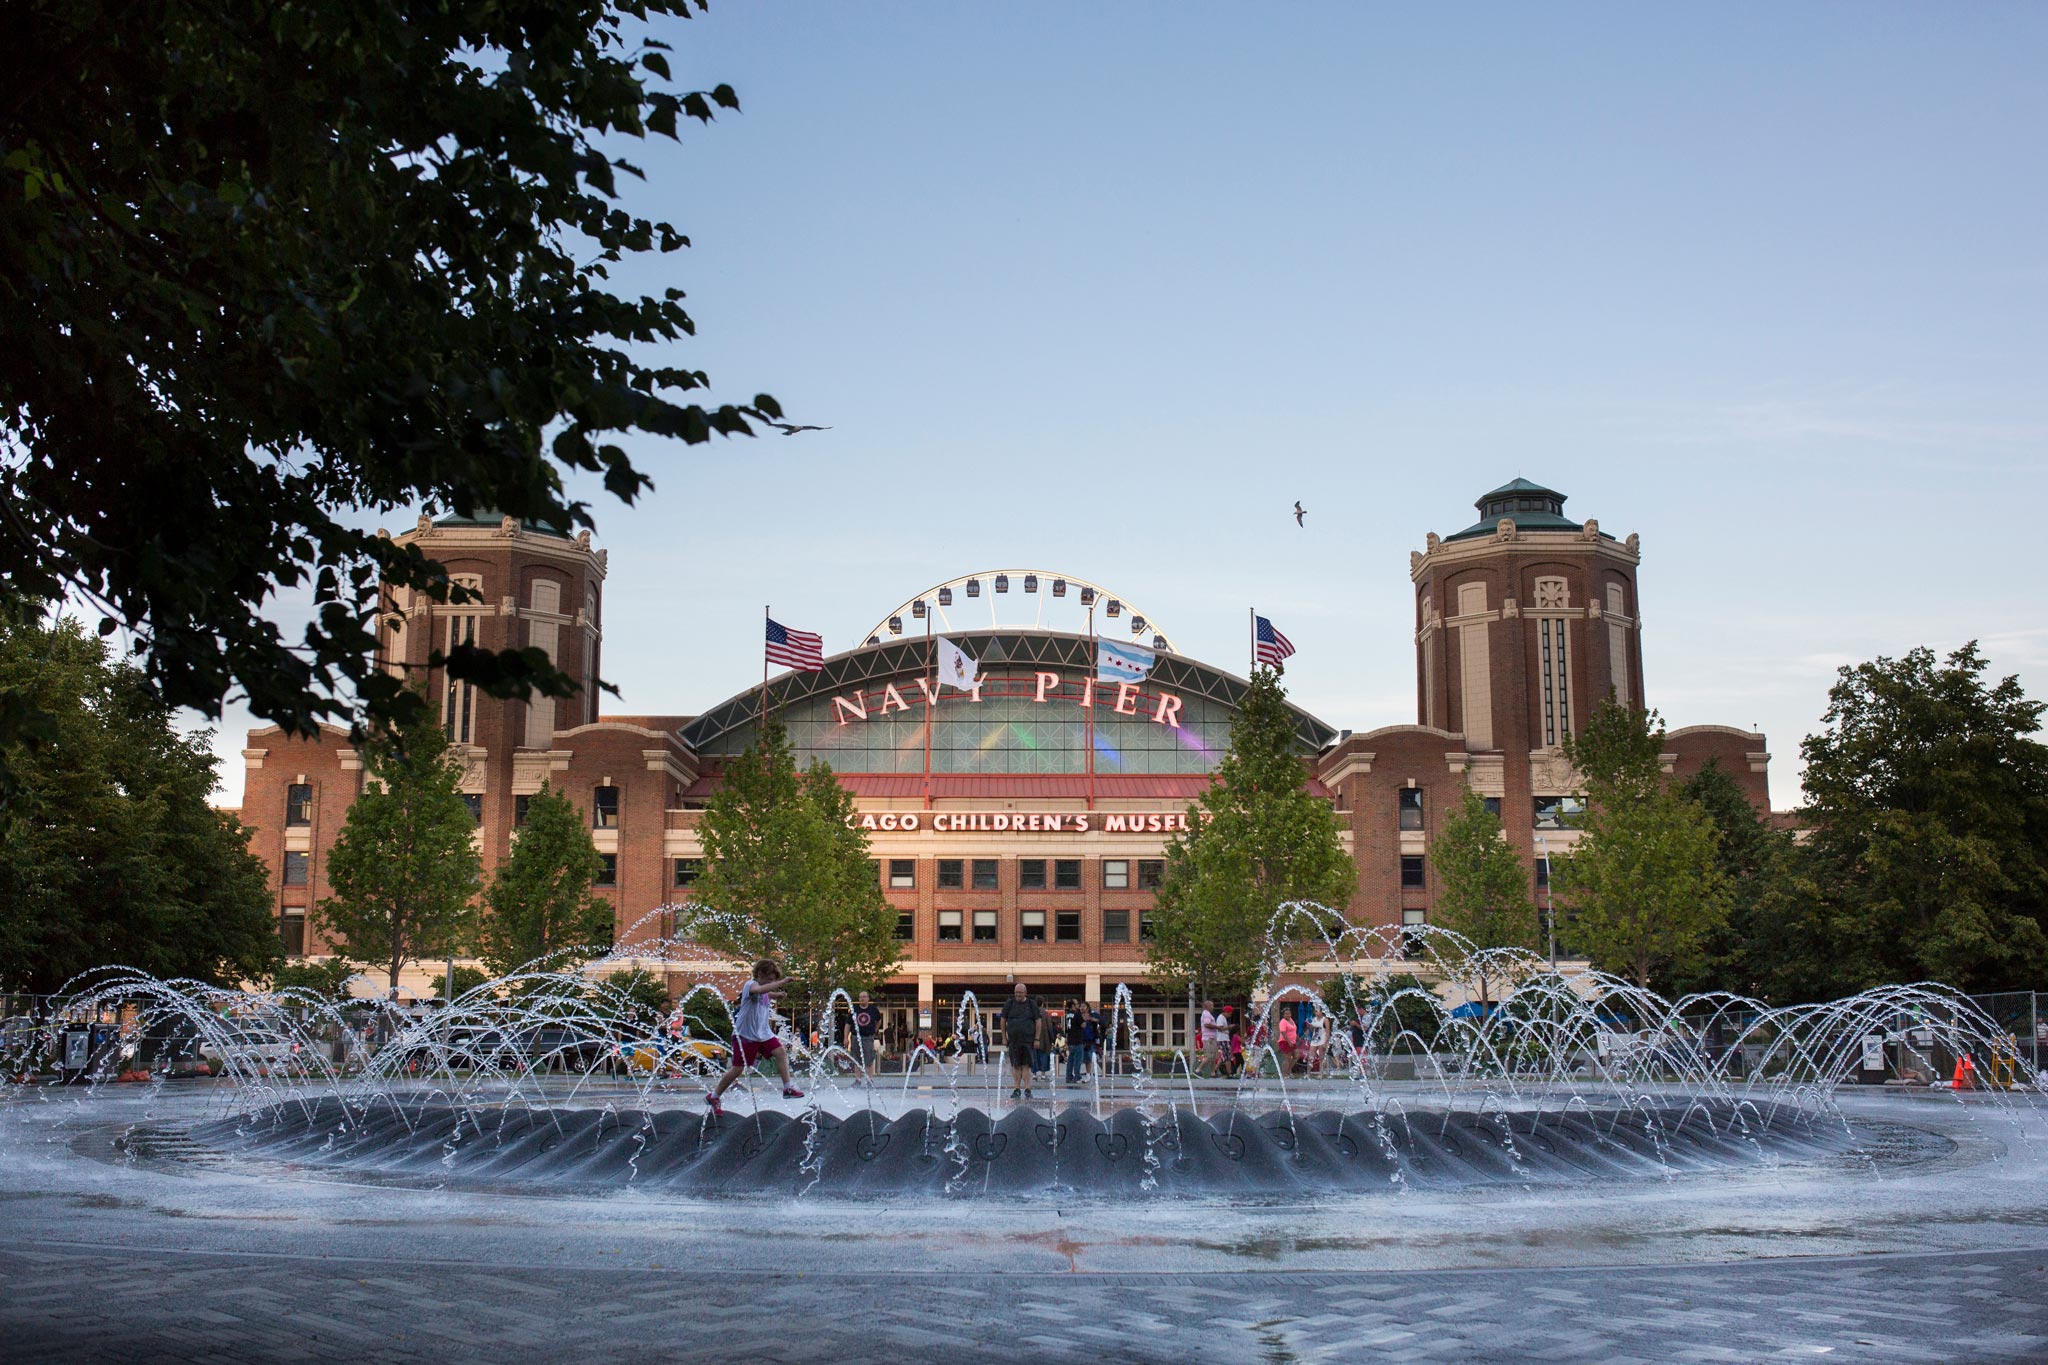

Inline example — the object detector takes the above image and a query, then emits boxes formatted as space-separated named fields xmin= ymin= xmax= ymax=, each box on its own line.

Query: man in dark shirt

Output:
xmin=1000 ymin=983 xmax=1040 ymax=1101
xmin=850 ymin=991 xmax=882 ymax=1079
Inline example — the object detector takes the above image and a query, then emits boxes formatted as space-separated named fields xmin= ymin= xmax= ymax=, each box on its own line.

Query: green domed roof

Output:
xmin=1444 ymin=478 xmax=1603 ymax=542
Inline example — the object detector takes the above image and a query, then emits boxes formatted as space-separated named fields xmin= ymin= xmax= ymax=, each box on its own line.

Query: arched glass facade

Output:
xmin=701 ymin=669 xmax=1234 ymax=774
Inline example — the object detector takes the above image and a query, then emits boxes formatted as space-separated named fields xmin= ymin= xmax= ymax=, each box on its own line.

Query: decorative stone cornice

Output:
xmin=1409 ymin=525 xmax=1643 ymax=583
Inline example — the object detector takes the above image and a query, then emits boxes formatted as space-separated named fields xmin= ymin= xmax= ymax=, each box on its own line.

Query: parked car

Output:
xmin=200 ymin=1026 xmax=305 ymax=1071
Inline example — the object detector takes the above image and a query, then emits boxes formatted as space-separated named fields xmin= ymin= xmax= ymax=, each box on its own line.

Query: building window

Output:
xmin=595 ymin=853 xmax=617 ymax=887
xmin=1054 ymin=859 xmax=1081 ymax=890
xmin=1139 ymin=910 xmax=1154 ymax=942
xmin=593 ymin=785 xmax=620 ymax=829
xmin=1137 ymin=858 xmax=1164 ymax=890
xmin=515 ymin=794 xmax=532 ymax=827
xmin=1103 ymin=909 xmax=1131 ymax=943
xmin=889 ymin=859 xmax=916 ymax=889
xmin=285 ymin=784 xmax=313 ymax=827
xmin=895 ymin=911 xmax=914 ymax=941
xmin=280 ymin=911 xmax=305 ymax=957
xmin=1402 ymin=906 xmax=1426 ymax=957
xmin=673 ymin=858 xmax=702 ymax=888
xmin=1019 ymin=859 xmax=1046 ymax=890
xmin=972 ymin=909 xmax=997 ymax=943
xmin=938 ymin=910 xmax=963 ymax=942
xmin=1103 ymin=859 xmax=1129 ymax=890
xmin=1535 ymin=858 xmax=1551 ymax=889
xmin=971 ymin=859 xmax=999 ymax=891
xmin=441 ymin=612 xmax=479 ymax=744
xmin=1534 ymin=796 xmax=1587 ymax=830
xmin=1021 ymin=910 xmax=1046 ymax=942
xmin=282 ymin=851 xmax=309 ymax=887
xmin=1538 ymin=616 xmax=1572 ymax=747
xmin=937 ymin=859 xmax=963 ymax=889
xmin=1483 ymin=796 xmax=1502 ymax=818
xmin=1400 ymin=855 xmax=1426 ymax=889
xmin=461 ymin=793 xmax=482 ymax=824
xmin=1055 ymin=910 xmax=1081 ymax=942
xmin=1398 ymin=788 xmax=1424 ymax=830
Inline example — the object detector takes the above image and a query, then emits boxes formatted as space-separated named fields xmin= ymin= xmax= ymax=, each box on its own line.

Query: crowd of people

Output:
xmin=822 ymin=985 xmax=1371 ymax=1086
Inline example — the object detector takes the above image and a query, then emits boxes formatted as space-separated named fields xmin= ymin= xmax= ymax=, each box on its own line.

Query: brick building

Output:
xmin=236 ymin=481 xmax=1770 ymax=1039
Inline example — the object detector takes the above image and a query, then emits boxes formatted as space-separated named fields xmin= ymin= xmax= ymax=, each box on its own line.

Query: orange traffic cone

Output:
xmin=1963 ymin=1055 xmax=1979 ymax=1090
xmin=1952 ymin=1057 xmax=1969 ymax=1090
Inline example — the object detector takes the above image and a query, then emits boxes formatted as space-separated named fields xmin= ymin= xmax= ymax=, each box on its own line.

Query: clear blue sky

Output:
xmin=207 ymin=2 xmax=2048 ymax=811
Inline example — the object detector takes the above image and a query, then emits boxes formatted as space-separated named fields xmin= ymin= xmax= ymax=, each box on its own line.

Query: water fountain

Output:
xmin=6 ymin=905 xmax=2038 ymax=1198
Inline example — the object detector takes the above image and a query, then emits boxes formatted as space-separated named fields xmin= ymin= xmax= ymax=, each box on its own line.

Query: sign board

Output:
xmin=849 ymin=810 xmax=1192 ymax=835
xmin=1860 ymin=1033 xmax=1886 ymax=1072
xmin=61 ymin=1030 xmax=89 ymax=1070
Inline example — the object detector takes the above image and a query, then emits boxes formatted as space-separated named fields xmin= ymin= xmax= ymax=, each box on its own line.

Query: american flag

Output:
xmin=1254 ymin=615 xmax=1296 ymax=672
xmin=765 ymin=617 xmax=824 ymax=672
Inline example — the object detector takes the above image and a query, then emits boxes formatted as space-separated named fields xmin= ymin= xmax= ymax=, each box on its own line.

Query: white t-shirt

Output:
xmin=734 ymin=980 xmax=776 ymax=1042
xmin=1201 ymin=1010 xmax=1225 ymax=1045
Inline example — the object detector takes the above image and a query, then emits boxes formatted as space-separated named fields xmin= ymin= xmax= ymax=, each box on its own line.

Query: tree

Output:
xmin=1554 ymin=699 xmax=1728 ymax=989
xmin=477 ymin=783 xmax=610 ymax=981
xmin=1148 ymin=668 xmax=1357 ymax=999
xmin=1663 ymin=760 xmax=1797 ymax=998
xmin=1774 ymin=643 xmax=2048 ymax=995
xmin=1427 ymin=787 xmax=1541 ymax=1006
xmin=316 ymin=701 xmax=481 ymax=988
xmin=686 ymin=720 xmax=899 ymax=1008
xmin=0 ymin=613 xmax=277 ymax=994
xmin=271 ymin=958 xmax=362 ymax=1001
xmin=0 ymin=0 xmax=783 ymax=768
xmin=429 ymin=965 xmax=493 ymax=1002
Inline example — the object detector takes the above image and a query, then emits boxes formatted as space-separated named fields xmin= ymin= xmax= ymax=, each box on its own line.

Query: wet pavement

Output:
xmin=5 ymin=1083 xmax=2048 ymax=1362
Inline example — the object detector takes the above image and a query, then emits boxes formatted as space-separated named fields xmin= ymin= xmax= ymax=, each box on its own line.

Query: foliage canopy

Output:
xmin=1147 ymin=668 xmax=1356 ymax=998
xmin=686 ymin=720 xmax=900 ymax=1006
xmin=0 ymin=0 xmax=779 ymax=757
xmin=0 ymin=614 xmax=276 ymax=994
xmin=316 ymin=701 xmax=482 ymax=988
xmin=477 ymin=783 xmax=611 ymax=981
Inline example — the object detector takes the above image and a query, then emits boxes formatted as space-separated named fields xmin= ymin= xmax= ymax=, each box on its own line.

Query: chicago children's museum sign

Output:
xmin=849 ymin=811 xmax=1194 ymax=834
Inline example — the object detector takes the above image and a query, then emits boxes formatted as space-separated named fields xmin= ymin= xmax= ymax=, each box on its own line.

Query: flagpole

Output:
xmin=922 ymin=611 xmax=934 ymax=811
xmin=760 ymin=604 xmax=771 ymax=729
xmin=1085 ymin=601 xmax=1096 ymax=811
xmin=1249 ymin=606 xmax=1256 ymax=676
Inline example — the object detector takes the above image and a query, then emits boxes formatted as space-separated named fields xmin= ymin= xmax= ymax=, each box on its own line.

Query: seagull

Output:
xmin=767 ymin=422 xmax=834 ymax=436
xmin=1293 ymin=501 xmax=1306 ymax=527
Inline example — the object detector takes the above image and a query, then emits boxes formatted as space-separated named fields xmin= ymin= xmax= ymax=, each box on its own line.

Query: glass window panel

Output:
xmin=1019 ymin=859 xmax=1046 ymax=890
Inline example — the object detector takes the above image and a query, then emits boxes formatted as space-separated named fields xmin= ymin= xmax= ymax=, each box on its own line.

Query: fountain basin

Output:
xmin=199 ymin=1097 xmax=1864 ymax=1196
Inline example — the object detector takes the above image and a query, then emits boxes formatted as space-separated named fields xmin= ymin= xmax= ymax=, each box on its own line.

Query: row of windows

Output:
xmin=286 ymin=849 xmax=622 ymax=891
xmin=1398 ymin=789 xmax=1583 ymax=830
xmin=892 ymin=907 xmax=1156 ymax=944
xmin=881 ymin=858 xmax=1164 ymax=891
xmin=287 ymin=783 xmax=627 ymax=831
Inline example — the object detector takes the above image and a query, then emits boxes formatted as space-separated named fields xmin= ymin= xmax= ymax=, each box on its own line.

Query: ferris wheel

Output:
xmin=862 ymin=571 xmax=1174 ymax=653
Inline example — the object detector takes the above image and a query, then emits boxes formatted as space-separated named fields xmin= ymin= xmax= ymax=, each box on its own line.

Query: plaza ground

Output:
xmin=4 ymin=1083 xmax=2047 ymax=1362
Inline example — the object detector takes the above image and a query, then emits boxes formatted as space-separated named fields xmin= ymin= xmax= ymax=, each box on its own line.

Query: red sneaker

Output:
xmin=705 ymin=1091 xmax=723 ymax=1116
xmin=782 ymin=1086 xmax=806 ymax=1099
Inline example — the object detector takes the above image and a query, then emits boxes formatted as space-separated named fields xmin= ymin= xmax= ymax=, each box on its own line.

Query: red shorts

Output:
xmin=734 ymin=1036 xmax=782 ymax=1066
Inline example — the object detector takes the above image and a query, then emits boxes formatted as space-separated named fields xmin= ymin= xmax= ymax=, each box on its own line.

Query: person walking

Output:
xmin=1083 ymin=1004 xmax=1101 ymax=1079
xmin=1033 ymin=1003 xmax=1057 ymax=1084
xmin=1198 ymin=999 xmax=1227 ymax=1078
xmin=1063 ymin=1000 xmax=1088 ymax=1085
xmin=1000 ymin=983 xmax=1041 ymax=1100
xmin=850 ymin=990 xmax=883 ymax=1080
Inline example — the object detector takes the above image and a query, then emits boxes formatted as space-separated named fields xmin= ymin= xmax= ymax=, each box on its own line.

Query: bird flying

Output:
xmin=768 ymin=422 xmax=834 ymax=436
xmin=1293 ymin=501 xmax=1306 ymax=527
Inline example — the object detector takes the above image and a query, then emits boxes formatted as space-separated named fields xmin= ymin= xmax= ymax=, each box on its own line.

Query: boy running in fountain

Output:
xmin=705 ymin=960 xmax=805 ymax=1116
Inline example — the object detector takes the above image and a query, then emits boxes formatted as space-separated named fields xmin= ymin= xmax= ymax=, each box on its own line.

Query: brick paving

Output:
xmin=5 ymin=1241 xmax=2047 ymax=1363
